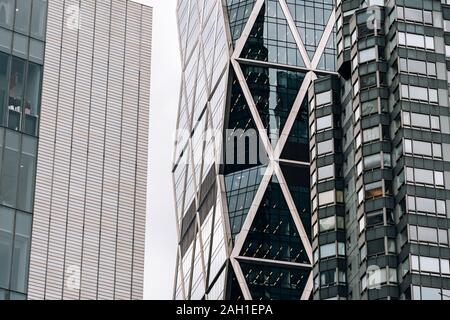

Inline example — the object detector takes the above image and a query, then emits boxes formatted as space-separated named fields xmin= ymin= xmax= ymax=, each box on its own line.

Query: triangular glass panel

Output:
xmin=225 ymin=267 xmax=245 ymax=300
xmin=226 ymin=0 xmax=258 ymax=46
xmin=240 ymin=64 xmax=306 ymax=147
xmin=240 ymin=0 xmax=305 ymax=67
xmin=239 ymin=176 xmax=310 ymax=264
xmin=280 ymin=163 xmax=311 ymax=240
xmin=316 ymin=27 xmax=337 ymax=72
xmin=224 ymin=71 xmax=267 ymax=175
xmin=280 ymin=97 xmax=309 ymax=162
xmin=224 ymin=165 xmax=267 ymax=240
xmin=239 ymin=260 xmax=310 ymax=300
xmin=286 ymin=0 xmax=334 ymax=59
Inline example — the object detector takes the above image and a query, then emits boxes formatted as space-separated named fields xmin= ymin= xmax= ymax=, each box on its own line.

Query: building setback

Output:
xmin=173 ymin=0 xmax=450 ymax=300
xmin=0 ymin=0 xmax=152 ymax=300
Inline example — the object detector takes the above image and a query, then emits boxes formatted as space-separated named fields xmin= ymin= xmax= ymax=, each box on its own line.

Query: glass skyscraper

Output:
xmin=173 ymin=0 xmax=450 ymax=301
xmin=0 ymin=0 xmax=152 ymax=300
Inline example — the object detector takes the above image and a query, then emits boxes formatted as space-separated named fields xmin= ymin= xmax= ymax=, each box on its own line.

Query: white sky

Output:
xmin=139 ymin=0 xmax=180 ymax=300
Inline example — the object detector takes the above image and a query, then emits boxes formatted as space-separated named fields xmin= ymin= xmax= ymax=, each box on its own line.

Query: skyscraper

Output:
xmin=173 ymin=0 xmax=450 ymax=301
xmin=0 ymin=0 xmax=152 ymax=300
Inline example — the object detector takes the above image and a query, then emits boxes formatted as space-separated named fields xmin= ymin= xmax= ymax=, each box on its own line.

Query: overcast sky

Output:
xmin=139 ymin=0 xmax=180 ymax=300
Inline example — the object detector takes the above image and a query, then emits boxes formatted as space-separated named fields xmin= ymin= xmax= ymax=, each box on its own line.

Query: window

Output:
xmin=403 ymin=112 xmax=440 ymax=131
xmin=401 ymin=84 xmax=438 ymax=103
xmin=366 ymin=210 xmax=384 ymax=226
xmin=398 ymin=32 xmax=434 ymax=50
xmin=0 ymin=0 xmax=15 ymax=29
xmin=365 ymin=181 xmax=383 ymax=199
xmin=404 ymin=139 xmax=442 ymax=158
xmin=0 ymin=52 xmax=9 ymax=124
xmin=0 ymin=130 xmax=19 ymax=207
xmin=406 ymin=167 xmax=444 ymax=187
xmin=316 ymin=114 xmax=332 ymax=131
xmin=17 ymin=136 xmax=37 ymax=212
xmin=319 ymin=216 xmax=344 ymax=232
xmin=316 ymin=91 xmax=331 ymax=106
xmin=30 ymin=0 xmax=48 ymax=39
xmin=361 ymin=100 xmax=378 ymax=116
xmin=24 ymin=63 xmax=42 ymax=135
xmin=357 ymin=161 xmax=363 ymax=176
xmin=14 ymin=0 xmax=32 ymax=35
xmin=397 ymin=7 xmax=433 ymax=24
xmin=0 ymin=206 xmax=14 ymax=289
xmin=363 ymin=126 xmax=380 ymax=143
xmin=320 ymin=270 xmax=336 ymax=287
xmin=318 ymin=164 xmax=334 ymax=181
xmin=319 ymin=216 xmax=336 ymax=232
xmin=320 ymin=243 xmax=336 ymax=258
xmin=359 ymin=48 xmax=376 ymax=63
xmin=413 ymin=286 xmax=450 ymax=300
xmin=317 ymin=140 xmax=333 ymax=156
xmin=353 ymin=80 xmax=359 ymax=95
xmin=367 ymin=238 xmax=385 ymax=256
xmin=399 ymin=58 xmax=436 ymax=77
xmin=408 ymin=195 xmax=447 ymax=216
xmin=359 ymin=215 xmax=365 ymax=233
xmin=364 ymin=153 xmax=390 ymax=170
xmin=355 ymin=134 xmax=361 ymax=149
xmin=10 ymin=211 xmax=32 ymax=293
xmin=8 ymin=58 xmax=25 ymax=131
xmin=0 ymin=207 xmax=31 ymax=294
xmin=318 ymin=190 xmax=335 ymax=206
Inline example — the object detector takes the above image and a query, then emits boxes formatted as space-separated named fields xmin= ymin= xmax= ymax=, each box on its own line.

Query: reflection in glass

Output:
xmin=8 ymin=58 xmax=25 ymax=131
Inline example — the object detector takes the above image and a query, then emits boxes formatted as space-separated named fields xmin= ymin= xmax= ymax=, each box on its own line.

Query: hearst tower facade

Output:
xmin=173 ymin=0 xmax=450 ymax=300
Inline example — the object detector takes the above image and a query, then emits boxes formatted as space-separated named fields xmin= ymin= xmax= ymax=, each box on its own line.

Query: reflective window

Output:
xmin=404 ymin=139 xmax=442 ymax=159
xmin=409 ymin=225 xmax=449 ymax=246
xmin=399 ymin=58 xmax=436 ymax=77
xmin=0 ymin=206 xmax=13 ymax=289
xmin=0 ymin=0 xmax=14 ymax=29
xmin=317 ymin=139 xmax=333 ymax=156
xmin=408 ymin=195 xmax=447 ymax=216
xmin=14 ymin=0 xmax=32 ymax=35
xmin=359 ymin=47 xmax=376 ymax=63
xmin=397 ymin=7 xmax=433 ymax=24
xmin=30 ymin=0 xmax=47 ymax=40
xmin=0 ymin=52 xmax=8 ymax=125
xmin=406 ymin=167 xmax=444 ymax=187
xmin=318 ymin=190 xmax=335 ymax=206
xmin=316 ymin=114 xmax=332 ymax=131
xmin=320 ymin=243 xmax=336 ymax=258
xmin=319 ymin=216 xmax=344 ymax=232
xmin=363 ymin=126 xmax=380 ymax=143
xmin=318 ymin=164 xmax=333 ymax=181
xmin=412 ymin=286 xmax=450 ymax=300
xmin=401 ymin=84 xmax=438 ymax=103
xmin=316 ymin=91 xmax=332 ymax=106
xmin=403 ymin=111 xmax=440 ymax=131
xmin=398 ymin=32 xmax=434 ymax=50
xmin=412 ymin=255 xmax=449 ymax=275
xmin=364 ymin=153 xmax=391 ymax=170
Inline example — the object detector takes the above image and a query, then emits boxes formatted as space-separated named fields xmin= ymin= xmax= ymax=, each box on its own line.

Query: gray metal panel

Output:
xmin=28 ymin=0 xmax=152 ymax=300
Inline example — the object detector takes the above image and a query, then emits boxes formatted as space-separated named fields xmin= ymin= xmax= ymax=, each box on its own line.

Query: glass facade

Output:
xmin=0 ymin=0 xmax=46 ymax=300
xmin=173 ymin=0 xmax=336 ymax=300
xmin=175 ymin=0 xmax=450 ymax=301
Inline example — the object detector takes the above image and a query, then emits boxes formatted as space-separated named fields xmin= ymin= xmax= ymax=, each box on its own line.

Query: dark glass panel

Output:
xmin=240 ymin=179 xmax=309 ymax=264
xmin=240 ymin=0 xmax=305 ymax=67
xmin=240 ymin=261 xmax=310 ymax=300
xmin=241 ymin=64 xmax=305 ymax=145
